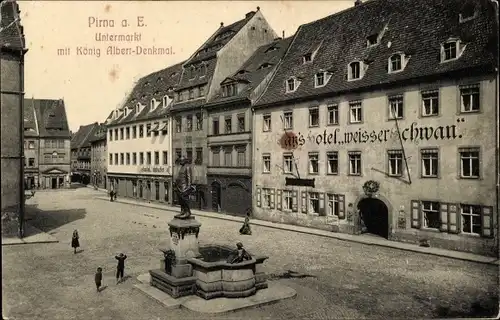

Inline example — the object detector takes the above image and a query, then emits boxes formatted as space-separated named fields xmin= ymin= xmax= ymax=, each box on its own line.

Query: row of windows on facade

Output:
xmin=173 ymin=148 xmax=203 ymax=165
xmin=75 ymin=161 xmax=91 ymax=169
xmin=174 ymin=113 xmax=204 ymax=133
xmin=175 ymin=84 xmax=207 ymax=103
xmin=109 ymin=121 xmax=169 ymax=141
xmin=210 ymin=114 xmax=246 ymax=135
xmin=109 ymin=150 xmax=171 ymax=166
xmin=287 ymin=39 xmax=468 ymax=93
xmin=261 ymin=147 xmax=481 ymax=179
xmin=264 ymin=84 xmax=480 ymax=131
xmin=210 ymin=147 xmax=247 ymax=167
xmin=24 ymin=139 xmax=66 ymax=149
xmin=109 ymin=178 xmax=170 ymax=202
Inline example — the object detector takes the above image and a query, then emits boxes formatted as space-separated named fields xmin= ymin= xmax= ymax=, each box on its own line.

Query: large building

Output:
xmin=34 ymin=99 xmax=72 ymax=189
xmin=252 ymin=0 xmax=499 ymax=256
xmin=170 ymin=7 xmax=279 ymax=211
xmin=23 ymin=99 xmax=39 ymax=189
xmin=203 ymin=37 xmax=292 ymax=216
xmin=70 ymin=122 xmax=99 ymax=185
xmin=89 ymin=123 xmax=107 ymax=189
xmin=105 ymin=62 xmax=182 ymax=203
xmin=1 ymin=0 xmax=28 ymax=237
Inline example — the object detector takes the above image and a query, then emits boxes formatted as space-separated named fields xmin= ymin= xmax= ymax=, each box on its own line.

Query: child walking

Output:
xmin=95 ymin=267 xmax=103 ymax=292
xmin=71 ymin=230 xmax=80 ymax=254
xmin=115 ymin=253 xmax=127 ymax=284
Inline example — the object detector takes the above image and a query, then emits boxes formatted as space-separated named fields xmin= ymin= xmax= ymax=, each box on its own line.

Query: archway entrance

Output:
xmin=358 ymin=198 xmax=389 ymax=239
xmin=211 ymin=182 xmax=221 ymax=212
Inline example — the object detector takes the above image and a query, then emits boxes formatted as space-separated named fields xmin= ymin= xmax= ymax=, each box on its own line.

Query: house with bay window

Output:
xmin=252 ymin=0 xmax=499 ymax=256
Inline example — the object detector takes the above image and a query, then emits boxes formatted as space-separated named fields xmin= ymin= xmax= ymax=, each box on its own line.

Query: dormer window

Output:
xmin=348 ymin=61 xmax=365 ymax=81
xmin=136 ymin=103 xmax=141 ymax=113
xmin=124 ymin=108 xmax=128 ymax=117
xmin=188 ymin=89 xmax=194 ymax=100
xmin=265 ymin=46 xmax=278 ymax=53
xmin=163 ymin=95 xmax=168 ymax=106
xmin=170 ymin=72 xmax=178 ymax=78
xmin=199 ymin=85 xmax=206 ymax=97
xmin=237 ymin=69 xmax=248 ymax=75
xmin=441 ymin=39 xmax=465 ymax=62
xmin=222 ymin=83 xmax=237 ymax=97
xmin=459 ymin=3 xmax=477 ymax=23
xmin=200 ymin=64 xmax=207 ymax=77
xmin=285 ymin=77 xmax=300 ymax=93
xmin=303 ymin=53 xmax=312 ymax=64
xmin=188 ymin=67 xmax=195 ymax=79
xmin=366 ymin=33 xmax=379 ymax=47
xmin=258 ymin=63 xmax=272 ymax=70
xmin=150 ymin=98 xmax=156 ymax=110
xmin=314 ymin=72 xmax=331 ymax=88
xmin=388 ymin=53 xmax=409 ymax=73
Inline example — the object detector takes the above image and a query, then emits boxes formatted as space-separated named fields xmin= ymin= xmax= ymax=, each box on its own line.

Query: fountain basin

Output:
xmin=188 ymin=245 xmax=269 ymax=300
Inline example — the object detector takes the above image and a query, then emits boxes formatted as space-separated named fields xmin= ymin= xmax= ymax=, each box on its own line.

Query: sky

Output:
xmin=19 ymin=1 xmax=354 ymax=132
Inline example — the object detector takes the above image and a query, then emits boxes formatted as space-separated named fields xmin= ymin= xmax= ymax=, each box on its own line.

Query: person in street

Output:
xmin=174 ymin=157 xmax=195 ymax=219
xmin=95 ymin=267 xmax=103 ymax=292
xmin=71 ymin=230 xmax=80 ymax=254
xmin=109 ymin=189 xmax=115 ymax=202
xmin=239 ymin=211 xmax=252 ymax=235
xmin=115 ymin=253 xmax=127 ymax=284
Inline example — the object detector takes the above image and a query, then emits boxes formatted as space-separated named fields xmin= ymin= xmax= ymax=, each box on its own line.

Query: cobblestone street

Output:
xmin=2 ymin=188 xmax=499 ymax=320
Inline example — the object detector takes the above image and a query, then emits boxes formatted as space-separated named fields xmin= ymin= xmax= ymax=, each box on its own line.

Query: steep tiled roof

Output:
xmin=255 ymin=0 xmax=498 ymax=108
xmin=23 ymin=99 xmax=38 ymax=137
xmin=206 ymin=36 xmax=293 ymax=107
xmin=106 ymin=61 xmax=184 ymax=126
xmin=89 ymin=123 xmax=107 ymax=143
xmin=33 ymin=99 xmax=71 ymax=138
xmin=0 ymin=0 xmax=26 ymax=51
xmin=71 ymin=122 xmax=99 ymax=149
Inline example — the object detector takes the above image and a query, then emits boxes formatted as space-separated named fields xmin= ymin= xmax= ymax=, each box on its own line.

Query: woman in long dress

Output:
xmin=71 ymin=229 xmax=80 ymax=254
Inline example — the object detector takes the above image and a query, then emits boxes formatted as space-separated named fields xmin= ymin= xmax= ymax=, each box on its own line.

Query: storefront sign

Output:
xmin=138 ymin=166 xmax=171 ymax=174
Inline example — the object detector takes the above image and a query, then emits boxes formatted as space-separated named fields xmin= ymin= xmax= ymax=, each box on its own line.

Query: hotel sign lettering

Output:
xmin=138 ymin=166 xmax=171 ymax=174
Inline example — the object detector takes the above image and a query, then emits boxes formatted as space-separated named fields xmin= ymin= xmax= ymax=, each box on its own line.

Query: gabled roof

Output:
xmin=206 ymin=36 xmax=293 ymax=107
xmin=0 ymin=0 xmax=26 ymax=52
xmin=89 ymin=123 xmax=107 ymax=143
xmin=32 ymin=99 xmax=71 ymax=138
xmin=106 ymin=61 xmax=184 ymax=126
xmin=255 ymin=0 xmax=498 ymax=108
xmin=23 ymin=99 xmax=38 ymax=137
xmin=70 ymin=122 xmax=99 ymax=149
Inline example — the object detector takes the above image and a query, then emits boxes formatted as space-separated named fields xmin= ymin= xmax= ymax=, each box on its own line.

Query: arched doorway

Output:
xmin=358 ymin=198 xmax=389 ymax=239
xmin=211 ymin=181 xmax=221 ymax=212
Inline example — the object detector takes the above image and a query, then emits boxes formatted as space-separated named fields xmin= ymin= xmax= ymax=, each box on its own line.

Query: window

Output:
xmin=153 ymin=122 xmax=160 ymax=136
xmin=132 ymin=126 xmax=137 ymax=138
xmin=327 ymin=194 xmax=341 ymax=216
xmin=388 ymin=95 xmax=404 ymax=119
xmin=175 ymin=117 xmax=182 ymax=133
xmin=139 ymin=125 xmax=144 ymax=138
xmin=441 ymin=40 xmax=459 ymax=61
xmin=421 ymin=149 xmax=439 ymax=178
xmin=132 ymin=152 xmax=137 ymax=165
xmin=110 ymin=154 xmax=113 ymax=165
xmin=146 ymin=124 xmax=152 ymax=137
xmin=283 ymin=153 xmax=293 ymax=173
xmin=315 ymin=72 xmax=325 ymax=87
xmin=389 ymin=54 xmax=402 ymax=73
xmin=114 ymin=129 xmax=118 ymax=140
xmin=161 ymin=121 xmax=168 ymax=135
xmin=126 ymin=153 xmax=130 ymax=165
xmin=460 ymin=85 xmax=480 ymax=113
xmin=139 ymin=152 xmax=144 ymax=165
xmin=224 ymin=149 xmax=232 ymax=166
xmin=120 ymin=153 xmax=124 ymax=165
xmin=461 ymin=204 xmax=481 ymax=235
xmin=262 ymin=188 xmax=272 ymax=208
xmin=303 ymin=53 xmax=312 ymax=63
xmin=366 ymin=33 xmax=378 ymax=46
xmin=195 ymin=148 xmax=203 ymax=165
xmin=308 ymin=153 xmax=319 ymax=174
xmin=237 ymin=149 xmax=246 ymax=167
xmin=109 ymin=130 xmax=113 ymax=141
xmin=224 ymin=117 xmax=232 ymax=134
xmin=188 ymin=89 xmax=194 ymax=100
xmin=262 ymin=154 xmax=271 ymax=173
xmin=120 ymin=128 xmax=124 ymax=140
xmin=195 ymin=113 xmax=203 ymax=130
xmin=28 ymin=141 xmax=34 ymax=149
xmin=186 ymin=149 xmax=193 ymax=163
xmin=154 ymin=151 xmax=160 ymax=165
xmin=146 ymin=152 xmax=152 ymax=165
xmin=162 ymin=151 xmax=168 ymax=165
xmin=212 ymin=118 xmax=219 ymax=135
xmin=421 ymin=90 xmax=439 ymax=116
xmin=186 ymin=115 xmax=193 ymax=132
xmin=348 ymin=151 xmax=362 ymax=176
xmin=308 ymin=192 xmax=320 ymax=214
xmin=422 ymin=201 xmax=440 ymax=229
xmin=459 ymin=4 xmax=477 ymax=22
xmin=114 ymin=153 xmax=118 ymax=165
xmin=309 ymin=107 xmax=319 ymax=127
xmin=348 ymin=62 xmax=361 ymax=80
xmin=282 ymin=190 xmax=293 ymax=211
xmin=459 ymin=147 xmax=480 ymax=178
xmin=283 ymin=111 xmax=293 ymax=129
xmin=263 ymin=114 xmax=271 ymax=132
xmin=28 ymin=158 xmax=35 ymax=166
xmin=388 ymin=150 xmax=403 ymax=177
xmin=58 ymin=140 xmax=64 ymax=148
xmin=349 ymin=101 xmax=363 ymax=123
xmin=327 ymin=104 xmax=339 ymax=125
xmin=326 ymin=151 xmax=338 ymax=175
xmin=174 ymin=149 xmax=182 ymax=163
xmin=212 ymin=149 xmax=220 ymax=166
xmin=286 ymin=78 xmax=295 ymax=92
xmin=237 ymin=114 xmax=245 ymax=132
xmin=150 ymin=99 xmax=156 ymax=110
xmin=200 ymin=64 xmax=207 ymax=76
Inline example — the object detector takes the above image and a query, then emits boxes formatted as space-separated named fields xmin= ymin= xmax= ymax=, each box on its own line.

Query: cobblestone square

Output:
xmin=2 ymin=188 xmax=499 ymax=320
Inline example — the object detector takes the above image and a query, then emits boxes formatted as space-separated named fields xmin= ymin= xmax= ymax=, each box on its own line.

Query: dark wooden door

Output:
xmin=211 ymin=182 xmax=221 ymax=212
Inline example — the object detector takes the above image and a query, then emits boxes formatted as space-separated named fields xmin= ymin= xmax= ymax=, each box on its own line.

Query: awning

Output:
xmin=148 ymin=123 xmax=159 ymax=133
xmin=156 ymin=123 xmax=167 ymax=132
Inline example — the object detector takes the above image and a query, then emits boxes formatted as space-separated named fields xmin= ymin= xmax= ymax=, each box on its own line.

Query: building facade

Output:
xmin=23 ymin=99 xmax=39 ymax=189
xmin=71 ymin=122 xmax=99 ymax=185
xmin=204 ymin=37 xmax=291 ymax=216
xmin=90 ymin=123 xmax=107 ymax=189
xmin=252 ymin=0 xmax=499 ymax=256
xmin=170 ymin=7 xmax=278 ymax=210
xmin=35 ymin=99 xmax=72 ymax=189
xmin=1 ymin=0 xmax=27 ymax=237
xmin=106 ymin=63 xmax=181 ymax=204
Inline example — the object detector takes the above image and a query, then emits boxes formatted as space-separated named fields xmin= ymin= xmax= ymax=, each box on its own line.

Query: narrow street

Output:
xmin=2 ymin=188 xmax=498 ymax=320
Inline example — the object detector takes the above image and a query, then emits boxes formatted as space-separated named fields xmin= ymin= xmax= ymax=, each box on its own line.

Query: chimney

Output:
xmin=257 ymin=6 xmax=260 ymax=11
xmin=354 ymin=0 xmax=362 ymax=6
xmin=220 ymin=22 xmax=224 ymax=27
xmin=282 ymin=30 xmax=285 ymax=38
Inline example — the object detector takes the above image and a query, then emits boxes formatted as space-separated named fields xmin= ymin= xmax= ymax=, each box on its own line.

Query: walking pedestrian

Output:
xmin=71 ymin=229 xmax=80 ymax=254
xmin=95 ymin=267 xmax=103 ymax=292
xmin=115 ymin=253 xmax=127 ymax=284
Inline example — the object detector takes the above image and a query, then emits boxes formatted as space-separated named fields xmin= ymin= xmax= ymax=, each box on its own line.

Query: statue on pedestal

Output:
xmin=174 ymin=157 xmax=195 ymax=220
xmin=228 ymin=242 xmax=252 ymax=264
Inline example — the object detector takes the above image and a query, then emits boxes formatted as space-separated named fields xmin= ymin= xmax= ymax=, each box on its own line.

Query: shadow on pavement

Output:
xmin=24 ymin=206 xmax=86 ymax=235
xmin=433 ymin=296 xmax=499 ymax=318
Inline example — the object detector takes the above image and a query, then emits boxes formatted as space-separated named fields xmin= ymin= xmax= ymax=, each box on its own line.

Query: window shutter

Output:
xmin=276 ymin=190 xmax=282 ymax=211
xmin=447 ymin=204 xmax=459 ymax=234
xmin=481 ymin=206 xmax=493 ymax=238
xmin=270 ymin=189 xmax=275 ymax=209
xmin=439 ymin=203 xmax=449 ymax=232
xmin=318 ymin=193 xmax=325 ymax=216
xmin=256 ymin=187 xmax=261 ymax=207
xmin=292 ymin=190 xmax=298 ymax=212
xmin=338 ymin=195 xmax=345 ymax=219
xmin=301 ymin=191 xmax=307 ymax=213
xmin=411 ymin=200 xmax=421 ymax=229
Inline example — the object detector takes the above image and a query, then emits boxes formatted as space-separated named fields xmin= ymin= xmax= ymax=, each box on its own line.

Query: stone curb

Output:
xmin=1 ymin=239 xmax=59 ymax=246
xmin=96 ymin=197 xmax=499 ymax=266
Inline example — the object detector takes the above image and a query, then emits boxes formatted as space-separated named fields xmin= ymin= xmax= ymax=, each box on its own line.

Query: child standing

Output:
xmin=115 ymin=253 xmax=127 ymax=284
xmin=71 ymin=230 xmax=80 ymax=254
xmin=95 ymin=267 xmax=103 ymax=292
